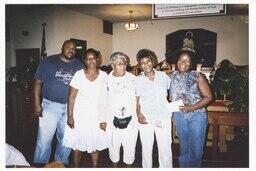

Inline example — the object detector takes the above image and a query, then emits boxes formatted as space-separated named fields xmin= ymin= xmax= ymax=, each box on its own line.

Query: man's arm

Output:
xmin=33 ymin=79 xmax=43 ymax=117
xmin=67 ymin=86 xmax=78 ymax=129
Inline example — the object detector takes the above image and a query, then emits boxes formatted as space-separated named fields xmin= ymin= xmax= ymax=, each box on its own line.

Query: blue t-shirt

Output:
xmin=34 ymin=54 xmax=84 ymax=104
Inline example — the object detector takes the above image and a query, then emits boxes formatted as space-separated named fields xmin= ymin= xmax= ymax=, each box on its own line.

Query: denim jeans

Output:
xmin=33 ymin=98 xmax=71 ymax=165
xmin=173 ymin=110 xmax=207 ymax=167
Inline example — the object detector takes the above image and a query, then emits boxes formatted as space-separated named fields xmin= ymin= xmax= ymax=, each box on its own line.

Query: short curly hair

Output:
xmin=178 ymin=50 xmax=196 ymax=70
xmin=136 ymin=49 xmax=158 ymax=66
xmin=109 ymin=52 xmax=128 ymax=65
xmin=84 ymin=48 xmax=99 ymax=60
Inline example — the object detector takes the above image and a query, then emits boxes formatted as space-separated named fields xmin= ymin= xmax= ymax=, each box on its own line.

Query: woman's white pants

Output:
xmin=139 ymin=118 xmax=173 ymax=168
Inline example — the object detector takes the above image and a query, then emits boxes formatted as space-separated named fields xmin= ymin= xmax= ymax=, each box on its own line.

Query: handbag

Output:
xmin=113 ymin=115 xmax=132 ymax=129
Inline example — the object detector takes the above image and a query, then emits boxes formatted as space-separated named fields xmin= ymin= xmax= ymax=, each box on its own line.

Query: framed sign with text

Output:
xmin=153 ymin=4 xmax=226 ymax=19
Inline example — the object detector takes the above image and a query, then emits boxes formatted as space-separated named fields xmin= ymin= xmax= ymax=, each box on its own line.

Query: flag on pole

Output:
xmin=40 ymin=23 xmax=47 ymax=60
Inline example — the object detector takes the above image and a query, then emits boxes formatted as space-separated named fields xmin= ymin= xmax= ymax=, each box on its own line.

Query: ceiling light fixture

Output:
xmin=124 ymin=10 xmax=138 ymax=31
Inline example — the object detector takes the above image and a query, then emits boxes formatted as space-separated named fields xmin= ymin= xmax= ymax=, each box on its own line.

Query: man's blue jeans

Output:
xmin=33 ymin=98 xmax=71 ymax=165
xmin=173 ymin=110 xmax=207 ymax=167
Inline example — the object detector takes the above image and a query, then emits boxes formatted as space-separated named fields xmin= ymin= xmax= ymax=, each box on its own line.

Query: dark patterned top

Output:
xmin=169 ymin=70 xmax=206 ymax=113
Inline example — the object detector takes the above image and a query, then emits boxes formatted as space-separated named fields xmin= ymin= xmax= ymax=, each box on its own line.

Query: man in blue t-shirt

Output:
xmin=33 ymin=40 xmax=84 ymax=165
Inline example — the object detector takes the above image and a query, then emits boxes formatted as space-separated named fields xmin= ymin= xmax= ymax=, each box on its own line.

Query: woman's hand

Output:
xmin=100 ymin=122 xmax=107 ymax=131
xmin=137 ymin=113 xmax=148 ymax=124
xmin=179 ymin=104 xmax=194 ymax=113
xmin=67 ymin=116 xmax=74 ymax=129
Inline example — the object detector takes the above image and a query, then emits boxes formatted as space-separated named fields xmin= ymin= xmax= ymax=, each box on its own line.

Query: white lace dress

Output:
xmin=63 ymin=69 xmax=109 ymax=152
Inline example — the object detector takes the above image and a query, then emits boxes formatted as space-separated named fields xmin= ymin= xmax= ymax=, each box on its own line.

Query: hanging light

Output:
xmin=124 ymin=10 xmax=139 ymax=31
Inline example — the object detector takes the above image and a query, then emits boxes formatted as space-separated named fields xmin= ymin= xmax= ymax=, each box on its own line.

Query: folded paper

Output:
xmin=165 ymin=100 xmax=184 ymax=112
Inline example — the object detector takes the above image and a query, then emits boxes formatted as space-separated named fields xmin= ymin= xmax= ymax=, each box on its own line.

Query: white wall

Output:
xmin=6 ymin=7 xmax=54 ymax=68
xmin=52 ymin=6 xmax=113 ymax=65
xmin=6 ymin=6 xmax=113 ymax=68
xmin=113 ymin=15 xmax=248 ymax=66
xmin=6 ymin=8 xmax=248 ymax=68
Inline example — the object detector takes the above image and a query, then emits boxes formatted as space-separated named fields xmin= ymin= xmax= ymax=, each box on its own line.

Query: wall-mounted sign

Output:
xmin=153 ymin=4 xmax=226 ymax=19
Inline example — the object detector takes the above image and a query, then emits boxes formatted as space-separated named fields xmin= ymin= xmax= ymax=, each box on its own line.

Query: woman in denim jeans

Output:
xmin=169 ymin=50 xmax=213 ymax=167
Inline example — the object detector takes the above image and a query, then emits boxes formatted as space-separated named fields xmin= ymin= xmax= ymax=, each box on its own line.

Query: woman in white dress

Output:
xmin=63 ymin=48 xmax=109 ymax=167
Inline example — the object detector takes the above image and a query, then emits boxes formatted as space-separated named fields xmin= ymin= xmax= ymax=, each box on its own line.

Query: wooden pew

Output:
xmin=208 ymin=111 xmax=248 ymax=158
